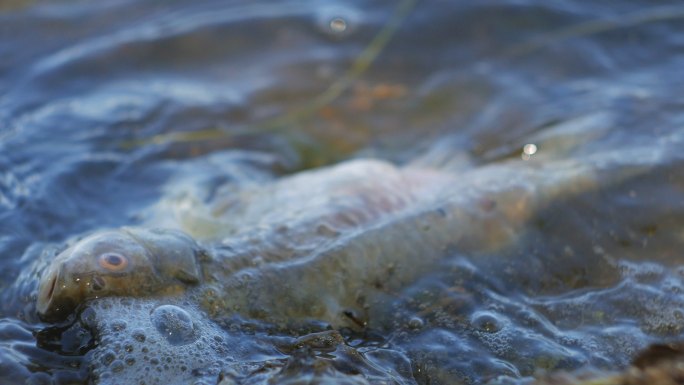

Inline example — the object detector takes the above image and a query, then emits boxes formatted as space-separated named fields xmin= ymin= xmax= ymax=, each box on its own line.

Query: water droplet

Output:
xmin=521 ymin=143 xmax=538 ymax=160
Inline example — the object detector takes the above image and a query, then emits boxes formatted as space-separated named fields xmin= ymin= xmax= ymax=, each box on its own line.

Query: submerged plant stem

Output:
xmin=126 ymin=0 xmax=417 ymax=149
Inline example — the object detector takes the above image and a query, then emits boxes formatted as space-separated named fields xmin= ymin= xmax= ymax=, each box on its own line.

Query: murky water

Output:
xmin=2 ymin=0 xmax=684 ymax=384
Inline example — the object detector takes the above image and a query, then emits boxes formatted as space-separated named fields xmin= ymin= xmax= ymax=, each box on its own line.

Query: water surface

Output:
xmin=1 ymin=0 xmax=684 ymax=384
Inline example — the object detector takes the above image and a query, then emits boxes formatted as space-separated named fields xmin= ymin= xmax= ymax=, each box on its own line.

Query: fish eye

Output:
xmin=98 ymin=253 xmax=129 ymax=272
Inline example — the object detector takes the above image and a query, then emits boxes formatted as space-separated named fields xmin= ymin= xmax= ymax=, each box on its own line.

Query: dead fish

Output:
xmin=36 ymin=145 xmax=671 ymax=326
xmin=36 ymin=160 xmax=446 ymax=322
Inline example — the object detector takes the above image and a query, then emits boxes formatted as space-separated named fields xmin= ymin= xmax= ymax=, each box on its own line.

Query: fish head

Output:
xmin=36 ymin=227 xmax=202 ymax=322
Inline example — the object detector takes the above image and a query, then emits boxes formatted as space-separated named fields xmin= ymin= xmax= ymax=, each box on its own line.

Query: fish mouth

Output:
xmin=36 ymin=265 xmax=76 ymax=322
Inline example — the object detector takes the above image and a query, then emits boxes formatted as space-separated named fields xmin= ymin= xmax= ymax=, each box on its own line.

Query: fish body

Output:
xmin=37 ymin=159 xmax=449 ymax=322
xmin=36 ymin=145 xmax=668 ymax=325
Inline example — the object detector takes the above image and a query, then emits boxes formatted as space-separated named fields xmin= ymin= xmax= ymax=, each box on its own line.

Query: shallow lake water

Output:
xmin=1 ymin=1 xmax=684 ymax=384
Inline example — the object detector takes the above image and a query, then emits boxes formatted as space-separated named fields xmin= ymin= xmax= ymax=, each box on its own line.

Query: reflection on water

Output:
xmin=1 ymin=0 xmax=684 ymax=384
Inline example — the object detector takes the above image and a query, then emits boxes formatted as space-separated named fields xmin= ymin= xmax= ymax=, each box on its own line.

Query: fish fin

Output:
xmin=172 ymin=262 xmax=201 ymax=284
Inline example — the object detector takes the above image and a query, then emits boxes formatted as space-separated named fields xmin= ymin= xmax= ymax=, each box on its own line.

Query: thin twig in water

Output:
xmin=129 ymin=0 xmax=417 ymax=148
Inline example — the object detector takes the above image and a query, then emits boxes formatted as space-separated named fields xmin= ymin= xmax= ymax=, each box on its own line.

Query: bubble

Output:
xmin=472 ymin=311 xmax=503 ymax=333
xmin=408 ymin=316 xmax=424 ymax=330
xmin=98 ymin=372 xmax=111 ymax=381
xmin=151 ymin=305 xmax=198 ymax=346
xmin=100 ymin=350 xmax=116 ymax=366
xmin=79 ymin=307 xmax=97 ymax=327
xmin=110 ymin=360 xmax=125 ymax=373
xmin=85 ymin=298 xmax=247 ymax=384
xmin=110 ymin=320 xmax=127 ymax=332
xmin=132 ymin=329 xmax=146 ymax=342
xmin=315 ymin=6 xmax=359 ymax=38
xmin=329 ymin=17 xmax=347 ymax=33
